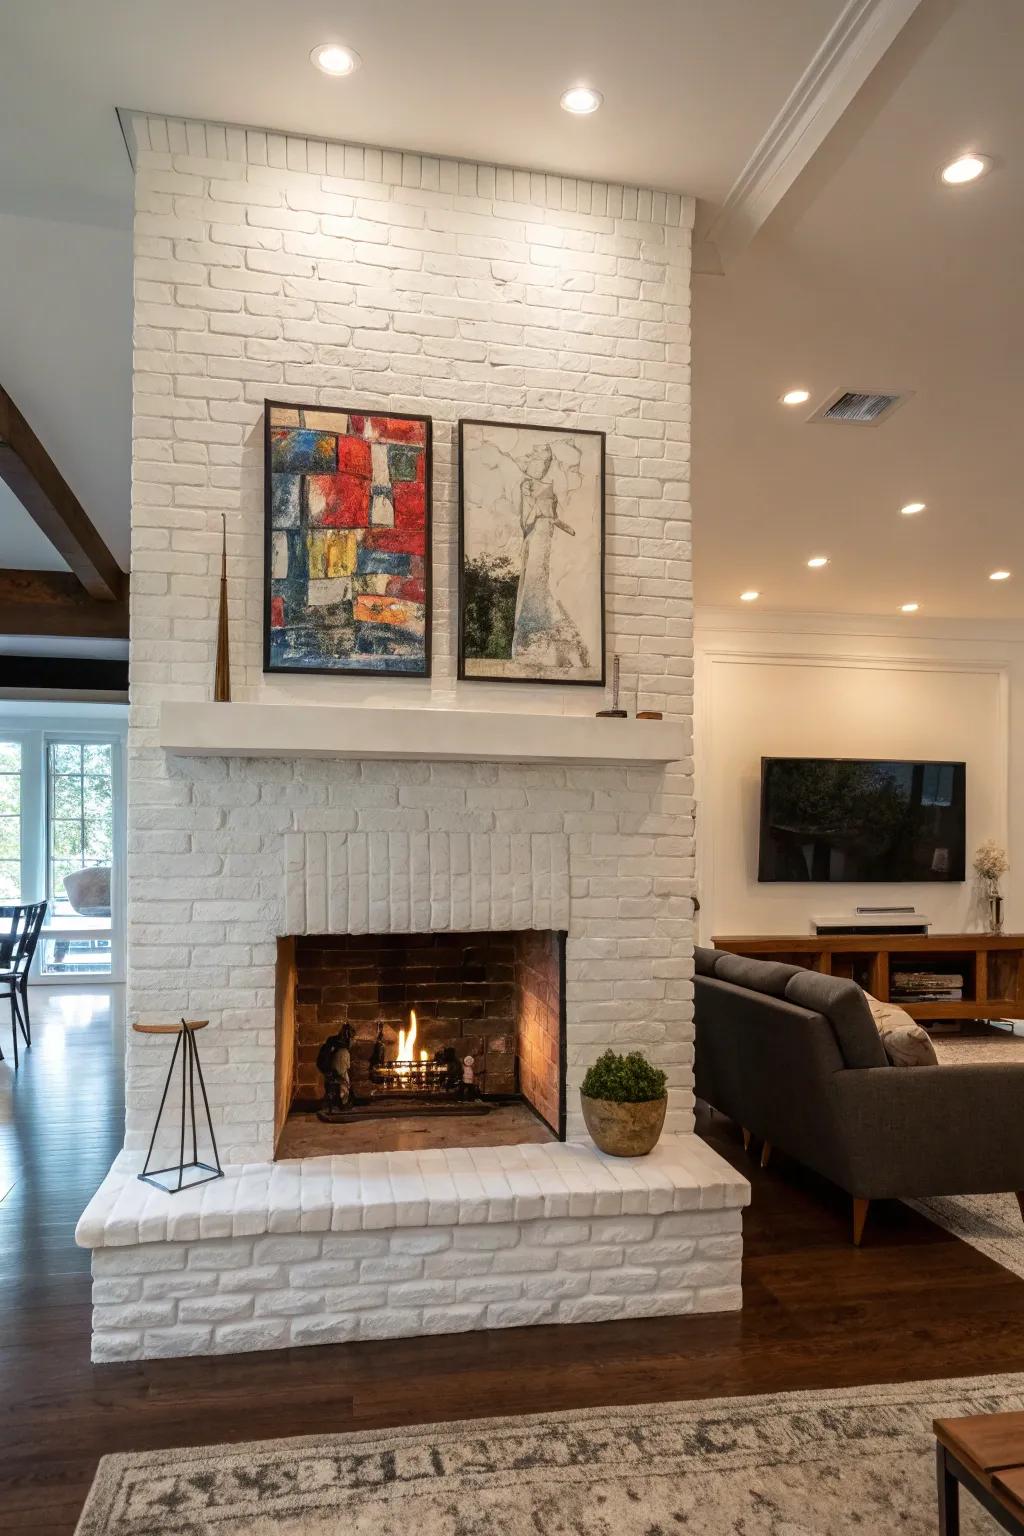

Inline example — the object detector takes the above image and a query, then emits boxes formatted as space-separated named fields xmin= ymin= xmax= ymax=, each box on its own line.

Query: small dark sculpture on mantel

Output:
xmin=317 ymin=1023 xmax=356 ymax=1120
xmin=596 ymin=653 xmax=627 ymax=718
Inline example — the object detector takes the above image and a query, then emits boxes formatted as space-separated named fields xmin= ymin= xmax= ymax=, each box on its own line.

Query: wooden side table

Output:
xmin=134 ymin=1020 xmax=224 ymax=1193
xmin=935 ymin=1411 xmax=1024 ymax=1535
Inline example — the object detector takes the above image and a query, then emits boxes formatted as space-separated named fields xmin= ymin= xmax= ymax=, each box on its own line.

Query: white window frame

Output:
xmin=0 ymin=717 xmax=127 ymax=986
xmin=41 ymin=730 xmax=126 ymax=984
xmin=0 ymin=731 xmax=31 ymax=902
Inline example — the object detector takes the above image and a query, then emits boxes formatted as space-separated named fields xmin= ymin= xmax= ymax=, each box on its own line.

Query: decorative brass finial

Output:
xmin=213 ymin=513 xmax=231 ymax=702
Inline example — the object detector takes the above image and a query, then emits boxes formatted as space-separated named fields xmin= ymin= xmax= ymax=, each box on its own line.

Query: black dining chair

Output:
xmin=0 ymin=902 xmax=47 ymax=1069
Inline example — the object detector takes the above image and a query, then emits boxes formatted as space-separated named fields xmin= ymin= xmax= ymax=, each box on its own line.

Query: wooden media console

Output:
xmin=710 ymin=933 xmax=1024 ymax=1025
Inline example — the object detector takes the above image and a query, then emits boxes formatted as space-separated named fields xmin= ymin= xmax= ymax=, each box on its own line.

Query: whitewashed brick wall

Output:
xmin=124 ymin=114 xmax=696 ymax=1165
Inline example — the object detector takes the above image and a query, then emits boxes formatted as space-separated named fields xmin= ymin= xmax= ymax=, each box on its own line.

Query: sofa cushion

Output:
xmin=783 ymin=970 xmax=889 ymax=1069
xmin=713 ymin=952 xmax=802 ymax=998
xmin=694 ymin=946 xmax=719 ymax=976
xmin=863 ymin=992 xmax=939 ymax=1067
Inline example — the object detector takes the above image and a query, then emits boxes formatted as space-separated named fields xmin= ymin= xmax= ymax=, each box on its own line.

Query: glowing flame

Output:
xmin=396 ymin=1009 xmax=417 ymax=1063
xmin=420 ymin=1049 xmax=429 ymax=1061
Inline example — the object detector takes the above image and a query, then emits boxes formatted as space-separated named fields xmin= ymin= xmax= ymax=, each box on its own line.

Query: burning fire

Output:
xmin=395 ymin=1010 xmax=432 ymax=1066
xmin=396 ymin=1009 xmax=417 ymax=1062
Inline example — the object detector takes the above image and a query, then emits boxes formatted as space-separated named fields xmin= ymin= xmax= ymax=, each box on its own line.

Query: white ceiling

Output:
xmin=0 ymin=0 xmax=846 ymax=582
xmin=0 ymin=485 xmax=68 ymax=570
xmin=3 ymin=0 xmax=846 ymax=220
xmin=694 ymin=0 xmax=1024 ymax=620
xmin=0 ymin=0 xmax=1018 ymax=624
xmin=0 ymin=210 xmax=133 ymax=566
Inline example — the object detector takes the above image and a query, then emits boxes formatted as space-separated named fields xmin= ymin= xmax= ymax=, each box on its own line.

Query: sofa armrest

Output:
xmin=830 ymin=1062 xmax=1024 ymax=1199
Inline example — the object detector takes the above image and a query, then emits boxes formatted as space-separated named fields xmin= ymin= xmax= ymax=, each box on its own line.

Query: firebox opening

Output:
xmin=274 ymin=930 xmax=566 ymax=1158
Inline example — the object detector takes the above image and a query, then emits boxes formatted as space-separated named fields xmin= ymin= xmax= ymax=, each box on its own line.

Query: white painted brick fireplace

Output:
xmin=76 ymin=112 xmax=749 ymax=1360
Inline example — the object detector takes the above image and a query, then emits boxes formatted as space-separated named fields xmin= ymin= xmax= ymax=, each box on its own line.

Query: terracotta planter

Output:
xmin=580 ymin=1092 xmax=667 ymax=1157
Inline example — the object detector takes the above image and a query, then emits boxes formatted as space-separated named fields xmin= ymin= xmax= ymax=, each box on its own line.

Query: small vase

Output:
xmin=987 ymin=891 xmax=1004 ymax=935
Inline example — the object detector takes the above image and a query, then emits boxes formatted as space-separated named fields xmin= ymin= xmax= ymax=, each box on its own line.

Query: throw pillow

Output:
xmin=863 ymin=991 xmax=939 ymax=1067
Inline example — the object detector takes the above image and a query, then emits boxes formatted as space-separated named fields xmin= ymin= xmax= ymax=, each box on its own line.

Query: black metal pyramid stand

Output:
xmin=136 ymin=1019 xmax=224 ymax=1193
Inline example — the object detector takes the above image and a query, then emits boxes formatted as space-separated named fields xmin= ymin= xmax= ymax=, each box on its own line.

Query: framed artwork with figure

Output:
xmin=264 ymin=400 xmax=432 ymax=677
xmin=457 ymin=419 xmax=605 ymax=685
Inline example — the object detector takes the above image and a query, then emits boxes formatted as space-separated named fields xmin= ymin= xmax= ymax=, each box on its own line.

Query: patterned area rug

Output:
xmin=908 ymin=1190 xmax=1024 ymax=1278
xmin=76 ymin=1373 xmax=1024 ymax=1534
xmin=907 ymin=1032 xmax=1024 ymax=1277
xmin=932 ymin=1031 xmax=1024 ymax=1067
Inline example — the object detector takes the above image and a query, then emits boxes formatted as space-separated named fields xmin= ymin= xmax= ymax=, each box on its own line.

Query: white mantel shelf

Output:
xmin=159 ymin=701 xmax=687 ymax=766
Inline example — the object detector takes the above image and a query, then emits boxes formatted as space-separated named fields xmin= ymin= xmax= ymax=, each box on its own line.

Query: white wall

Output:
xmin=695 ymin=607 xmax=1024 ymax=940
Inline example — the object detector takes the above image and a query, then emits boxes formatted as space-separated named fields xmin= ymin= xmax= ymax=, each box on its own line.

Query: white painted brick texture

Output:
xmin=91 ymin=1209 xmax=741 ymax=1360
xmin=124 ymin=114 xmax=696 ymax=1165
xmin=81 ymin=1131 xmax=749 ymax=1359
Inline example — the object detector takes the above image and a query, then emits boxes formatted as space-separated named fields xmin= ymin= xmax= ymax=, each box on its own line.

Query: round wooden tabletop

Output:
xmin=132 ymin=1020 xmax=209 ymax=1034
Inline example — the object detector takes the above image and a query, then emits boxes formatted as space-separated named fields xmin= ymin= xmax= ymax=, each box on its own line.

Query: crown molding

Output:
xmin=695 ymin=0 xmax=924 ymax=272
xmin=694 ymin=603 xmax=1024 ymax=648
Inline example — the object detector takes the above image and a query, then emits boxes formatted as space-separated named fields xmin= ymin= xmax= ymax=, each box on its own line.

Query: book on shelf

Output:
xmin=892 ymin=972 xmax=964 ymax=988
xmin=893 ymin=991 xmax=964 ymax=1002
xmin=891 ymin=970 xmax=965 ymax=1004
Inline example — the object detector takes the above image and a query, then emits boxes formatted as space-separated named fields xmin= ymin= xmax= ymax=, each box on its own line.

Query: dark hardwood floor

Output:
xmin=4 ymin=988 xmax=1024 ymax=1534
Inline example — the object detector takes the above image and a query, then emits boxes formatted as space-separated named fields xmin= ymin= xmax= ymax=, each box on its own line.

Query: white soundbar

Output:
xmin=811 ymin=910 xmax=931 ymax=935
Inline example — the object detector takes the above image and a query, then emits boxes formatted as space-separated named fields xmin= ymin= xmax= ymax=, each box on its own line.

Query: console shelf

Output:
xmin=711 ymin=933 xmax=1024 ymax=1026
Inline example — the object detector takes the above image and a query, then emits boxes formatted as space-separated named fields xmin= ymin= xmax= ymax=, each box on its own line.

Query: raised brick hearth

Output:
xmin=78 ymin=1137 xmax=749 ymax=1360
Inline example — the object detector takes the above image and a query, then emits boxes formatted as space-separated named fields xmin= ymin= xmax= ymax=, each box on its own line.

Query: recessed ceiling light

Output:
xmin=806 ymin=556 xmax=829 ymax=568
xmin=900 ymin=602 xmax=920 ymax=613
xmin=900 ymin=501 xmax=926 ymax=516
xmin=311 ymin=43 xmax=361 ymax=76
xmin=990 ymin=569 xmax=1012 ymax=581
xmin=941 ymin=153 xmax=990 ymax=185
xmin=781 ymin=389 xmax=810 ymax=406
xmin=560 ymin=86 xmax=603 ymax=115
xmin=740 ymin=590 xmax=760 ymax=602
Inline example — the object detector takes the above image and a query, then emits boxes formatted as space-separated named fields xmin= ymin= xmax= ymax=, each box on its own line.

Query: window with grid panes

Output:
xmin=47 ymin=741 xmax=113 ymax=912
xmin=0 ymin=741 xmax=22 ymax=898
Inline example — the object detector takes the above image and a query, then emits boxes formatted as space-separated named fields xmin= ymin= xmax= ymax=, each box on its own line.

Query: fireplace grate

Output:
xmin=372 ymin=1059 xmax=454 ymax=1095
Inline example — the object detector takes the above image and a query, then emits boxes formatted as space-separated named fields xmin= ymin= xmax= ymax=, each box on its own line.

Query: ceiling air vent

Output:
xmin=810 ymin=389 xmax=910 ymax=426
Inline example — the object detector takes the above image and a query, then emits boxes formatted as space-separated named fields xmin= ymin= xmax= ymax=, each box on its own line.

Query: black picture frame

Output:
xmin=263 ymin=398 xmax=433 ymax=679
xmin=456 ymin=418 xmax=606 ymax=687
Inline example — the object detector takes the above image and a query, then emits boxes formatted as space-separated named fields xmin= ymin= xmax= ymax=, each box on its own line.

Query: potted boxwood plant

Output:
xmin=580 ymin=1050 xmax=668 ymax=1156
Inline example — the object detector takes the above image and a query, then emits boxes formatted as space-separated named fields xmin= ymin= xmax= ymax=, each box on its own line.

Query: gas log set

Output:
xmin=317 ymin=1010 xmax=483 ymax=1122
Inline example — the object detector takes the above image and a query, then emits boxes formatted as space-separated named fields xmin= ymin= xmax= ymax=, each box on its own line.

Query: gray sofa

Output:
xmin=694 ymin=946 xmax=1024 ymax=1244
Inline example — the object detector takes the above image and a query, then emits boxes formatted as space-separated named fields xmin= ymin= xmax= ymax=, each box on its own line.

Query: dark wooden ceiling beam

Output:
xmin=0 ymin=385 xmax=126 ymax=601
xmin=0 ymin=569 xmax=129 ymax=640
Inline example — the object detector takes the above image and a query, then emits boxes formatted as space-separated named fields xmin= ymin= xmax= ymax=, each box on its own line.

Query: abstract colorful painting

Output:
xmin=458 ymin=419 xmax=605 ymax=685
xmin=264 ymin=401 xmax=431 ymax=676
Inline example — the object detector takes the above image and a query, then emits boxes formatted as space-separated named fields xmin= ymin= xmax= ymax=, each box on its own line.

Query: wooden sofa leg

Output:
xmin=760 ymin=1140 xmax=772 ymax=1169
xmin=852 ymin=1198 xmax=870 ymax=1247
xmin=742 ymin=1128 xmax=751 ymax=1152
xmin=1016 ymin=1193 xmax=1024 ymax=1224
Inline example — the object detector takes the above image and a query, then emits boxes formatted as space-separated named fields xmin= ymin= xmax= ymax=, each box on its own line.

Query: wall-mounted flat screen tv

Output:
xmin=758 ymin=757 xmax=966 ymax=883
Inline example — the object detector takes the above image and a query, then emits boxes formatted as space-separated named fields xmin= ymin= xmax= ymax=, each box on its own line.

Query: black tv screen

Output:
xmin=758 ymin=757 xmax=966 ymax=883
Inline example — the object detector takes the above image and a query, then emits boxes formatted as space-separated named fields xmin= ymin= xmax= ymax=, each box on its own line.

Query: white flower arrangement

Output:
xmin=973 ymin=840 xmax=1009 ymax=885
